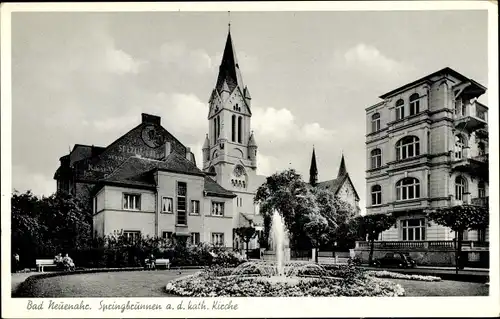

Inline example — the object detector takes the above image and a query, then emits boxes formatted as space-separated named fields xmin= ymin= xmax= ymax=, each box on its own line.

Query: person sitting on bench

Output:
xmin=62 ymin=253 xmax=75 ymax=271
xmin=54 ymin=253 xmax=64 ymax=270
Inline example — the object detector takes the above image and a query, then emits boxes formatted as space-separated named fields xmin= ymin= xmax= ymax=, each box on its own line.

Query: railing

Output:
xmin=355 ymin=240 xmax=489 ymax=250
xmin=471 ymin=197 xmax=489 ymax=207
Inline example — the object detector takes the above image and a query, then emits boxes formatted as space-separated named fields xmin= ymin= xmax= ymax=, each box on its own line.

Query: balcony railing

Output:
xmin=471 ymin=197 xmax=489 ymax=207
xmin=355 ymin=240 xmax=489 ymax=250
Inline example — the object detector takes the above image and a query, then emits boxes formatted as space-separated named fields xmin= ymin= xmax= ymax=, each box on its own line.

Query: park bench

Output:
xmin=36 ymin=259 xmax=57 ymax=272
xmin=145 ymin=258 xmax=170 ymax=270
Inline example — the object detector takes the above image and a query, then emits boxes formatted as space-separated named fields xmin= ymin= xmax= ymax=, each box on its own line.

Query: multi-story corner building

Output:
xmin=358 ymin=67 xmax=489 ymax=267
xmin=54 ymin=29 xmax=265 ymax=249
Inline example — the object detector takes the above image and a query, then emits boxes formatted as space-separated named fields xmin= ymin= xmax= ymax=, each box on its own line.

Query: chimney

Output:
xmin=141 ymin=113 xmax=161 ymax=125
xmin=164 ymin=142 xmax=171 ymax=158
xmin=186 ymin=147 xmax=192 ymax=161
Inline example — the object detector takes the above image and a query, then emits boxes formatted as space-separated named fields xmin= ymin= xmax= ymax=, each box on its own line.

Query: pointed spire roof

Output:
xmin=215 ymin=29 xmax=245 ymax=94
xmin=248 ymin=131 xmax=257 ymax=147
xmin=337 ymin=153 xmax=347 ymax=178
xmin=203 ymin=134 xmax=210 ymax=149
xmin=244 ymin=86 xmax=251 ymax=99
xmin=309 ymin=147 xmax=318 ymax=186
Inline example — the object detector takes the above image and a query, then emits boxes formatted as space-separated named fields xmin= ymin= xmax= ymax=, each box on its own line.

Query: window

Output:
xmin=213 ymin=118 xmax=217 ymax=143
xmin=455 ymin=99 xmax=466 ymax=116
xmin=371 ymin=185 xmax=382 ymax=205
xmin=123 ymin=194 xmax=141 ymax=210
xmin=123 ymin=231 xmax=141 ymax=243
xmin=478 ymin=181 xmax=486 ymax=198
xmin=455 ymin=176 xmax=467 ymax=201
xmin=191 ymin=200 xmax=200 ymax=215
xmin=478 ymin=142 xmax=486 ymax=156
xmin=161 ymin=197 xmax=173 ymax=213
xmin=231 ymin=115 xmax=236 ymax=142
xmin=237 ymin=116 xmax=242 ymax=143
xmin=455 ymin=135 xmax=465 ymax=160
xmin=211 ymin=202 xmax=224 ymax=216
xmin=396 ymin=177 xmax=420 ymax=200
xmin=396 ymin=136 xmax=420 ymax=160
xmin=212 ymin=232 xmax=224 ymax=246
xmin=190 ymin=232 xmax=200 ymax=245
xmin=93 ymin=197 xmax=97 ymax=214
xmin=162 ymin=231 xmax=173 ymax=240
xmin=401 ymin=219 xmax=425 ymax=241
xmin=395 ymin=99 xmax=405 ymax=120
xmin=477 ymin=227 xmax=486 ymax=242
xmin=176 ymin=182 xmax=187 ymax=225
xmin=371 ymin=113 xmax=381 ymax=132
xmin=371 ymin=148 xmax=382 ymax=169
xmin=409 ymin=93 xmax=420 ymax=116
xmin=217 ymin=116 xmax=221 ymax=138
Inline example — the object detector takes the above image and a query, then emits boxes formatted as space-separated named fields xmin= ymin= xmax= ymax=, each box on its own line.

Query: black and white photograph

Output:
xmin=1 ymin=1 xmax=498 ymax=318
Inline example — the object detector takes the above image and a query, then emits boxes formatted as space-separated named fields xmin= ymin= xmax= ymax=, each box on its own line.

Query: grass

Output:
xmin=14 ymin=270 xmax=197 ymax=298
xmin=14 ymin=269 xmax=488 ymax=297
xmin=388 ymin=278 xmax=489 ymax=296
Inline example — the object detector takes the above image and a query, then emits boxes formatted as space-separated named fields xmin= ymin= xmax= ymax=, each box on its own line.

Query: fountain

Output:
xmin=231 ymin=210 xmax=327 ymax=282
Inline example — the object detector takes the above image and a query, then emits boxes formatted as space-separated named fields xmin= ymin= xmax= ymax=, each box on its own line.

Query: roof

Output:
xmin=204 ymin=176 xmax=236 ymax=198
xmin=379 ymin=67 xmax=487 ymax=99
xmin=98 ymin=154 xmax=235 ymax=198
xmin=239 ymin=212 xmax=264 ymax=227
xmin=215 ymin=30 xmax=245 ymax=94
xmin=316 ymin=173 xmax=360 ymax=201
xmin=337 ymin=154 xmax=347 ymax=178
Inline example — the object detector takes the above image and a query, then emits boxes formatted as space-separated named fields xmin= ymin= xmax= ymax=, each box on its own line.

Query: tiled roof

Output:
xmin=316 ymin=173 xmax=360 ymax=200
xmin=239 ymin=212 xmax=264 ymax=227
xmin=99 ymin=154 xmax=235 ymax=198
xmin=204 ymin=176 xmax=236 ymax=198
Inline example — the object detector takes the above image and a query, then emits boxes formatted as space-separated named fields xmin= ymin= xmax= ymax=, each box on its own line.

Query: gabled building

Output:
xmin=358 ymin=67 xmax=489 ymax=267
xmin=308 ymin=148 xmax=361 ymax=215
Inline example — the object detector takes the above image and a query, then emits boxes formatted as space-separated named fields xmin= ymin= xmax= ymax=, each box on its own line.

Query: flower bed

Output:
xmin=165 ymin=267 xmax=405 ymax=297
xmin=367 ymin=270 xmax=442 ymax=282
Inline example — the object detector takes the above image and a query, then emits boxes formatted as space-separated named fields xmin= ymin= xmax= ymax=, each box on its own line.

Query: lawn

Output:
xmin=14 ymin=269 xmax=488 ymax=297
xmin=389 ymin=278 xmax=489 ymax=296
xmin=14 ymin=270 xmax=197 ymax=298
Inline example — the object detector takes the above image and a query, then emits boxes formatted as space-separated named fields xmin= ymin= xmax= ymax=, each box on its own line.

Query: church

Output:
xmin=308 ymin=148 xmax=361 ymax=215
xmin=54 ymin=29 xmax=266 ymax=249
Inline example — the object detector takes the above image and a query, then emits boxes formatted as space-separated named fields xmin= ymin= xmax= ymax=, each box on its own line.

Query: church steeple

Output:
xmin=215 ymin=29 xmax=244 ymax=94
xmin=309 ymin=147 xmax=318 ymax=186
xmin=337 ymin=153 xmax=347 ymax=178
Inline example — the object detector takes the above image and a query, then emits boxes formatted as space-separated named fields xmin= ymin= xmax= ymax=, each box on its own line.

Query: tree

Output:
xmin=234 ymin=226 xmax=257 ymax=255
xmin=11 ymin=190 xmax=93 ymax=268
xmin=254 ymin=169 xmax=314 ymax=250
xmin=355 ymin=213 xmax=396 ymax=265
xmin=428 ymin=204 xmax=488 ymax=274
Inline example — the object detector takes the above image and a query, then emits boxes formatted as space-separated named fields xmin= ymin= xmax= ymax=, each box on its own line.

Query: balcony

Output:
xmin=451 ymin=150 xmax=488 ymax=179
xmin=454 ymin=100 xmax=488 ymax=133
xmin=471 ymin=197 xmax=488 ymax=207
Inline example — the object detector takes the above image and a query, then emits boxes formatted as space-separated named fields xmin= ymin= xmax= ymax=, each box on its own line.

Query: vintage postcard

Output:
xmin=1 ymin=1 xmax=498 ymax=318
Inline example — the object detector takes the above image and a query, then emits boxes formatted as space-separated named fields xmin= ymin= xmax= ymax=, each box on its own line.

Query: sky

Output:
xmin=11 ymin=10 xmax=488 ymax=214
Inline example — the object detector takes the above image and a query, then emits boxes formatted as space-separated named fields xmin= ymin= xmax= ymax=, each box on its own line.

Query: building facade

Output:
xmin=357 ymin=67 xmax=489 ymax=266
xmin=54 ymin=29 xmax=266 ymax=249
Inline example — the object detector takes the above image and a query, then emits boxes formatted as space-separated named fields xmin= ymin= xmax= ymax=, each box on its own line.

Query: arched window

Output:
xmin=395 ymin=99 xmax=405 ymax=120
xmin=478 ymin=180 xmax=486 ymax=198
xmin=216 ymin=115 xmax=221 ymax=138
xmin=231 ymin=115 xmax=236 ymax=142
xmin=371 ymin=113 xmax=381 ymax=132
xmin=455 ymin=176 xmax=467 ymax=201
xmin=237 ymin=116 xmax=242 ymax=143
xmin=396 ymin=136 xmax=420 ymax=160
xmin=396 ymin=177 xmax=420 ymax=200
xmin=455 ymin=135 xmax=465 ymax=160
xmin=213 ymin=118 xmax=217 ymax=143
xmin=409 ymin=93 xmax=420 ymax=116
xmin=371 ymin=185 xmax=382 ymax=205
xmin=370 ymin=148 xmax=382 ymax=169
